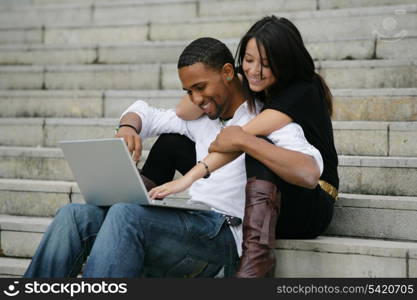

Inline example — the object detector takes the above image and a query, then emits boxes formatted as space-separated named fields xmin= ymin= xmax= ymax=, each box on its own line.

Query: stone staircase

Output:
xmin=0 ymin=0 xmax=416 ymax=278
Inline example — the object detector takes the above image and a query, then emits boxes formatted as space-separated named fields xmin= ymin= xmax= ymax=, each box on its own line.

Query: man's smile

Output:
xmin=199 ymin=98 xmax=215 ymax=114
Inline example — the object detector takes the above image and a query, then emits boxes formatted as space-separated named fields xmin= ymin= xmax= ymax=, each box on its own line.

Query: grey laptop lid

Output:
xmin=60 ymin=138 xmax=150 ymax=206
xmin=59 ymin=138 xmax=210 ymax=211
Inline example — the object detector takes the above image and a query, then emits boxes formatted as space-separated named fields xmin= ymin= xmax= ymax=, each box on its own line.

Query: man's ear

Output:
xmin=222 ymin=63 xmax=235 ymax=82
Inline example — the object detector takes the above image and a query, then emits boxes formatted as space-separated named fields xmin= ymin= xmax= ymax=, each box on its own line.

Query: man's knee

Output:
xmin=106 ymin=203 xmax=146 ymax=225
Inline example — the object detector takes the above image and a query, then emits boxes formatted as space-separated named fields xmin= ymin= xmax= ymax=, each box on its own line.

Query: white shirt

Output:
xmin=122 ymin=100 xmax=323 ymax=256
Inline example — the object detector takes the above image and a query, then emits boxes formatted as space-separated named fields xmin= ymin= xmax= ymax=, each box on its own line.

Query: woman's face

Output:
xmin=242 ymin=38 xmax=276 ymax=92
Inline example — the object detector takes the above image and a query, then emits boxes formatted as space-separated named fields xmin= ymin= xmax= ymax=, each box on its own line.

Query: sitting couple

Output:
xmin=24 ymin=16 xmax=338 ymax=278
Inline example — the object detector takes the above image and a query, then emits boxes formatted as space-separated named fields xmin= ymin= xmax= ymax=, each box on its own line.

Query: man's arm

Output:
xmin=216 ymin=127 xmax=321 ymax=188
xmin=206 ymin=126 xmax=320 ymax=189
xmin=244 ymin=137 xmax=320 ymax=188
xmin=115 ymin=100 xmax=193 ymax=162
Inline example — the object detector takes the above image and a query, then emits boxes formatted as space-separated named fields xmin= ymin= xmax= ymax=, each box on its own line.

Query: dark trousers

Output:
xmin=142 ymin=134 xmax=334 ymax=239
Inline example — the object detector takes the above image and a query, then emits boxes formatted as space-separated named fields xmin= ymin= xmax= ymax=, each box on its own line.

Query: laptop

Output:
xmin=59 ymin=138 xmax=211 ymax=211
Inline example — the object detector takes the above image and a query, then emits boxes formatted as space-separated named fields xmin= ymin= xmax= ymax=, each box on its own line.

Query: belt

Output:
xmin=223 ymin=215 xmax=242 ymax=226
xmin=319 ymin=180 xmax=338 ymax=200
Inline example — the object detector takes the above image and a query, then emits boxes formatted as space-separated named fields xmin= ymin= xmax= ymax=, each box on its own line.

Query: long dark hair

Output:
xmin=236 ymin=16 xmax=333 ymax=116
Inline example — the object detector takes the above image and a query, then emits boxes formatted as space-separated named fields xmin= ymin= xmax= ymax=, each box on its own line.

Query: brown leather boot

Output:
xmin=235 ymin=177 xmax=280 ymax=278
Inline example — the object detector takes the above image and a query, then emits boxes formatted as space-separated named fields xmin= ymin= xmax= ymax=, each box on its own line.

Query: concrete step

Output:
xmin=1 ymin=236 xmax=416 ymax=277
xmin=0 ymin=178 xmax=73 ymax=217
xmin=0 ymin=146 xmax=148 ymax=181
xmin=0 ymin=64 xmax=161 ymax=90
xmin=2 ymin=176 xmax=417 ymax=242
xmin=0 ymin=146 xmax=415 ymax=196
xmin=163 ymin=59 xmax=417 ymax=90
xmin=338 ymin=155 xmax=417 ymax=197
xmin=0 ymin=0 xmax=134 ymax=7
xmin=0 ymin=43 xmax=98 ymax=65
xmin=1 ymin=35 xmax=415 ymax=66
xmin=1 ymin=1 xmax=415 ymax=29
xmin=377 ymin=35 xmax=417 ymax=59
xmin=0 ymin=118 xmax=416 ymax=156
xmin=0 ymin=257 xmax=30 ymax=277
xmin=332 ymin=121 xmax=417 ymax=157
xmin=199 ymin=0 xmax=417 ymax=17
xmin=0 ymin=89 xmax=182 ymax=118
xmin=0 ymin=118 xmax=116 ymax=147
xmin=0 ymin=117 xmax=158 ymax=150
xmin=146 ymin=4 xmax=417 ymax=43
xmin=317 ymin=59 xmax=417 ymax=89
xmin=2 ymin=0 xmax=415 ymax=10
xmin=327 ymin=193 xmax=417 ymax=241
xmin=275 ymin=236 xmax=417 ymax=277
xmin=332 ymin=88 xmax=417 ymax=122
xmin=0 ymin=88 xmax=416 ymax=121
xmin=0 ymin=3 xmax=92 ymax=28
xmin=0 ymin=213 xmax=416 ymax=277
xmin=0 ymin=177 xmax=187 ymax=218
xmin=317 ymin=0 xmax=417 ymax=10
xmin=0 ymin=214 xmax=51 ymax=258
xmin=0 ymin=1 xmax=196 ymax=29
xmin=5 ymin=35 xmax=414 ymax=65
xmin=0 ymin=59 xmax=416 ymax=90
xmin=0 ymin=4 xmax=415 ymax=45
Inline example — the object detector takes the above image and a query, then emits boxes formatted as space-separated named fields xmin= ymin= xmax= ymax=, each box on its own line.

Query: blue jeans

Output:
xmin=24 ymin=203 xmax=239 ymax=278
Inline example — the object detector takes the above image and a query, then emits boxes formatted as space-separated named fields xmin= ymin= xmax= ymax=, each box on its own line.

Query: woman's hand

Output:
xmin=209 ymin=126 xmax=247 ymax=153
xmin=148 ymin=176 xmax=194 ymax=199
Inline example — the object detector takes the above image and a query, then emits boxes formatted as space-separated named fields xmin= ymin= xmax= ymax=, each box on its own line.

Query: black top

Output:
xmin=263 ymin=78 xmax=339 ymax=189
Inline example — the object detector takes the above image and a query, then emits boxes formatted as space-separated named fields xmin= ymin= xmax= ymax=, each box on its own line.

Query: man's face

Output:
xmin=178 ymin=62 xmax=231 ymax=120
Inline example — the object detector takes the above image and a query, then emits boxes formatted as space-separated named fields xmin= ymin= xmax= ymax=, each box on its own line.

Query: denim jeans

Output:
xmin=24 ymin=203 xmax=239 ymax=278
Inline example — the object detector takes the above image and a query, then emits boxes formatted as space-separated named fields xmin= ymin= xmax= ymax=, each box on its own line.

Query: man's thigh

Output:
xmin=125 ymin=206 xmax=239 ymax=277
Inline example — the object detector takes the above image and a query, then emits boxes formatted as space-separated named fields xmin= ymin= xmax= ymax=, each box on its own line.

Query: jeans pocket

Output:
xmin=165 ymin=255 xmax=208 ymax=278
xmin=200 ymin=214 xmax=227 ymax=240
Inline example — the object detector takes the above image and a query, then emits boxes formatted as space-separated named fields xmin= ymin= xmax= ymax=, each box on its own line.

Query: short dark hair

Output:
xmin=236 ymin=16 xmax=333 ymax=115
xmin=177 ymin=37 xmax=235 ymax=71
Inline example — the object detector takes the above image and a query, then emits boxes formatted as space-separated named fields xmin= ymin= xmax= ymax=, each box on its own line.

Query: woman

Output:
xmin=147 ymin=16 xmax=339 ymax=278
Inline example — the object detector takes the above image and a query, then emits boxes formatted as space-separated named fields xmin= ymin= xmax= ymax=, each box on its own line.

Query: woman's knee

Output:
xmin=47 ymin=204 xmax=106 ymax=240
xmin=245 ymin=136 xmax=277 ymax=182
xmin=56 ymin=203 xmax=106 ymax=226
xmin=154 ymin=133 xmax=194 ymax=151
xmin=57 ymin=203 xmax=96 ymax=218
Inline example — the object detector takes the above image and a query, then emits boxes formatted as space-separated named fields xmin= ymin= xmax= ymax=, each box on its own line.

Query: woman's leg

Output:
xmin=235 ymin=136 xmax=335 ymax=278
xmin=140 ymin=133 xmax=196 ymax=190
xmin=235 ymin=143 xmax=281 ymax=278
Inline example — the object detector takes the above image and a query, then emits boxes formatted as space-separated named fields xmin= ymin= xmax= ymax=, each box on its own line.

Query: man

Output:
xmin=24 ymin=37 xmax=321 ymax=278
